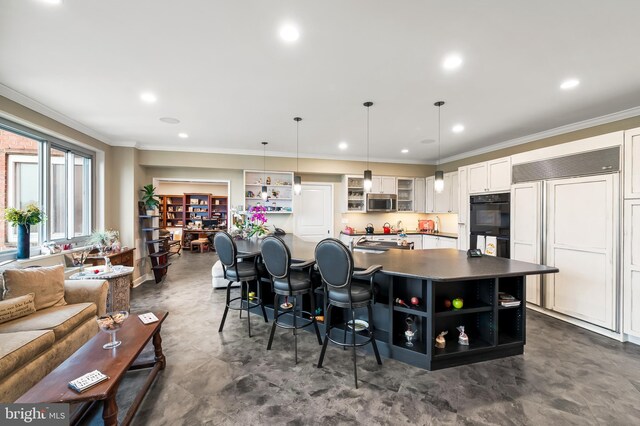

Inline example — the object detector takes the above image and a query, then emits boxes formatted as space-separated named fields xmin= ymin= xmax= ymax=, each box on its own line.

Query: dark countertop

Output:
xmin=341 ymin=231 xmax=458 ymax=239
xmin=236 ymin=235 xmax=557 ymax=281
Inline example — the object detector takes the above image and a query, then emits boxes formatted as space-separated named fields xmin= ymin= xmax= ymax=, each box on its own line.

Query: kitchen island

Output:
xmin=235 ymin=236 xmax=558 ymax=370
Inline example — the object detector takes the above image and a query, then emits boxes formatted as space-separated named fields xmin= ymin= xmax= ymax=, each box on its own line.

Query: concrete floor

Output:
xmin=84 ymin=250 xmax=640 ymax=425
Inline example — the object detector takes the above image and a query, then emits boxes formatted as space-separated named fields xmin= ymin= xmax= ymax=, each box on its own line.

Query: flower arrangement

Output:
xmin=88 ymin=229 xmax=120 ymax=252
xmin=2 ymin=203 xmax=46 ymax=227
xmin=246 ymin=205 xmax=269 ymax=238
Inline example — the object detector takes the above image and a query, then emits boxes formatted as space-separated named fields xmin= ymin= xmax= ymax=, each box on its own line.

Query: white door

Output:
xmin=423 ymin=235 xmax=438 ymax=249
xmin=294 ymin=184 xmax=334 ymax=242
xmin=468 ymin=163 xmax=488 ymax=194
xmin=370 ymin=177 xmax=382 ymax=194
xmin=458 ymin=166 xmax=469 ymax=224
xmin=450 ymin=172 xmax=459 ymax=213
xmin=414 ymin=178 xmax=426 ymax=213
xmin=457 ymin=223 xmax=468 ymax=250
xmin=438 ymin=237 xmax=457 ymax=249
xmin=624 ymin=200 xmax=640 ymax=337
xmin=624 ymin=127 xmax=640 ymax=199
xmin=545 ymin=174 xmax=617 ymax=330
xmin=381 ymin=177 xmax=396 ymax=194
xmin=511 ymin=182 xmax=542 ymax=305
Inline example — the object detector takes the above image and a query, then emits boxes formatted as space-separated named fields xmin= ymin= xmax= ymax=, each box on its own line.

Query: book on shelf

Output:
xmin=498 ymin=292 xmax=521 ymax=307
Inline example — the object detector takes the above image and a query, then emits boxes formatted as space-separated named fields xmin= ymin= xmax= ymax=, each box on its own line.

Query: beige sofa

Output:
xmin=0 ymin=265 xmax=108 ymax=402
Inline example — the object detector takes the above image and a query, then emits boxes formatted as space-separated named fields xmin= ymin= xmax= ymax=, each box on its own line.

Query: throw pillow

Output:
xmin=0 ymin=293 xmax=36 ymax=324
xmin=2 ymin=265 xmax=67 ymax=310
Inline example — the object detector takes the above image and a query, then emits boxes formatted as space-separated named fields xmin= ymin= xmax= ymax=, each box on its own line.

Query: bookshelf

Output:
xmin=160 ymin=195 xmax=185 ymax=228
xmin=243 ymin=170 xmax=294 ymax=214
xmin=184 ymin=193 xmax=210 ymax=227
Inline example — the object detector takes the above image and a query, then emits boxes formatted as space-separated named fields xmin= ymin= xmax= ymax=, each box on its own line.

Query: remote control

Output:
xmin=68 ymin=370 xmax=109 ymax=393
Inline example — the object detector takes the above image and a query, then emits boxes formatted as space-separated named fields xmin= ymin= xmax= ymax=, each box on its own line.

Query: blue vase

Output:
xmin=17 ymin=224 xmax=30 ymax=259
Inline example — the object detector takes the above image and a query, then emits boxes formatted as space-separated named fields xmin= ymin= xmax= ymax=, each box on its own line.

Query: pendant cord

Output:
xmin=438 ymin=105 xmax=441 ymax=166
xmin=296 ymin=120 xmax=299 ymax=173
xmin=263 ymin=143 xmax=266 ymax=180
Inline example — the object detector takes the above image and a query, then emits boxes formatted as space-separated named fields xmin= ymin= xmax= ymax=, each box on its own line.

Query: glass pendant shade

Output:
xmin=294 ymin=175 xmax=302 ymax=195
xmin=434 ymin=170 xmax=444 ymax=193
xmin=363 ymin=169 xmax=373 ymax=191
xmin=261 ymin=185 xmax=268 ymax=200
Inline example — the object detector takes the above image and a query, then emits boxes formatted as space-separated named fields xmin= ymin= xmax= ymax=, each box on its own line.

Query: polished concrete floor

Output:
xmin=85 ymin=250 xmax=640 ymax=425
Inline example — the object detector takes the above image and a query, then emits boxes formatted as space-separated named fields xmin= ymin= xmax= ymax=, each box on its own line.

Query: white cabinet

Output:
xmin=371 ymin=176 xmax=396 ymax=194
xmin=396 ymin=178 xmax=415 ymax=212
xmin=468 ymin=157 xmax=512 ymax=194
xmin=414 ymin=178 xmax=426 ymax=213
xmin=432 ymin=171 xmax=458 ymax=213
xmin=624 ymin=127 xmax=640 ymax=199
xmin=511 ymin=182 xmax=542 ymax=306
xmin=343 ymin=175 xmax=366 ymax=213
xmin=422 ymin=235 xmax=458 ymax=249
xmin=624 ymin=200 xmax=640 ymax=337
xmin=407 ymin=235 xmax=422 ymax=250
xmin=425 ymin=176 xmax=435 ymax=213
xmin=458 ymin=166 xmax=469 ymax=224
xmin=457 ymin=224 xmax=468 ymax=250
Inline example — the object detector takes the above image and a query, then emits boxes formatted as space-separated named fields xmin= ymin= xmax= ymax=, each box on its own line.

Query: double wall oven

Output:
xmin=469 ymin=193 xmax=510 ymax=258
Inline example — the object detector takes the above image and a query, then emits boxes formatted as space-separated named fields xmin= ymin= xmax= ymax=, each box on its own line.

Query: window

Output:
xmin=0 ymin=119 xmax=94 ymax=256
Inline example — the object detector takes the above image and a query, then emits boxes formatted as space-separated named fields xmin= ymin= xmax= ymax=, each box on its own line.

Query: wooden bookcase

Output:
xmin=184 ymin=193 xmax=210 ymax=227
xmin=210 ymin=196 xmax=228 ymax=228
xmin=160 ymin=195 xmax=185 ymax=228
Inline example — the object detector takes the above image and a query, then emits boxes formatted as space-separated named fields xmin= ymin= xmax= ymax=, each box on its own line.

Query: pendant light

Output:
xmin=363 ymin=101 xmax=374 ymax=192
xmin=434 ymin=101 xmax=445 ymax=193
xmin=293 ymin=117 xmax=302 ymax=195
xmin=261 ymin=141 xmax=269 ymax=201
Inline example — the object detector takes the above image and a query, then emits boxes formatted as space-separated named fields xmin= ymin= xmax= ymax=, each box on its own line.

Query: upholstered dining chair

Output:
xmin=314 ymin=238 xmax=383 ymax=388
xmin=214 ymin=231 xmax=268 ymax=337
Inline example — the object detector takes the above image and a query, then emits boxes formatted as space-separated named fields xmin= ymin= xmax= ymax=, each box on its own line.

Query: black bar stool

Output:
xmin=261 ymin=236 xmax=322 ymax=364
xmin=214 ymin=231 xmax=268 ymax=337
xmin=314 ymin=238 xmax=383 ymax=388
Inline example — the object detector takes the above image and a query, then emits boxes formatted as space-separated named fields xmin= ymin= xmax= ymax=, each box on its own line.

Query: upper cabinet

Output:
xmin=431 ymin=171 xmax=458 ymax=214
xmin=244 ymin=170 xmax=294 ymax=213
xmin=624 ymin=127 xmax=640 ymax=199
xmin=371 ymin=176 xmax=396 ymax=194
xmin=468 ymin=157 xmax=512 ymax=194
xmin=343 ymin=175 xmax=367 ymax=213
xmin=458 ymin=166 xmax=469 ymax=224
xmin=425 ymin=176 xmax=435 ymax=213
xmin=414 ymin=178 xmax=426 ymax=213
xmin=397 ymin=178 xmax=415 ymax=212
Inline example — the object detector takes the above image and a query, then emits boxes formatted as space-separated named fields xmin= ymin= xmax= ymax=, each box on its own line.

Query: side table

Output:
xmin=69 ymin=266 xmax=135 ymax=312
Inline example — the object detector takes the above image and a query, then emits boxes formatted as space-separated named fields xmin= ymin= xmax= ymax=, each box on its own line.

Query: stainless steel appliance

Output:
xmin=469 ymin=193 xmax=510 ymax=258
xmin=366 ymin=193 xmax=397 ymax=212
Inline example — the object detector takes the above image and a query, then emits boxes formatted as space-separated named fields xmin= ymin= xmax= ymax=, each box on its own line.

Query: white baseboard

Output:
xmin=133 ymin=273 xmax=153 ymax=288
xmin=527 ymin=303 xmax=626 ymax=342
xmin=623 ymin=333 xmax=640 ymax=345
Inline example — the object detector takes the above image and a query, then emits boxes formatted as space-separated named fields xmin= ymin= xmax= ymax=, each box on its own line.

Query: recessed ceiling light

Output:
xmin=338 ymin=142 xmax=348 ymax=150
xmin=140 ymin=92 xmax=157 ymax=103
xmin=178 ymin=133 xmax=189 ymax=139
xmin=452 ymin=124 xmax=465 ymax=133
xmin=560 ymin=78 xmax=580 ymax=90
xmin=401 ymin=149 xmax=409 ymax=154
xmin=443 ymin=54 xmax=463 ymax=70
xmin=159 ymin=117 xmax=180 ymax=124
xmin=279 ymin=24 xmax=300 ymax=42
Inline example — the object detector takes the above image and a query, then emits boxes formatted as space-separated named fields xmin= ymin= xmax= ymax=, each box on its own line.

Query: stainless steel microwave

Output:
xmin=366 ymin=193 xmax=397 ymax=212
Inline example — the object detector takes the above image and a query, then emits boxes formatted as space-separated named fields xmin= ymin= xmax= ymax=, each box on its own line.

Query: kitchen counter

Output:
xmin=341 ymin=230 xmax=458 ymax=239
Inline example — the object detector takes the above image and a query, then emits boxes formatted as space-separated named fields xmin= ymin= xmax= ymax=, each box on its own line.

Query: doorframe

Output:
xmin=293 ymin=181 xmax=335 ymax=239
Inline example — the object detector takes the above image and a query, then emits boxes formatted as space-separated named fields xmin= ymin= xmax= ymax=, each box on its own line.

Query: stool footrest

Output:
xmin=273 ymin=310 xmax=317 ymax=330
xmin=225 ymin=296 xmax=265 ymax=311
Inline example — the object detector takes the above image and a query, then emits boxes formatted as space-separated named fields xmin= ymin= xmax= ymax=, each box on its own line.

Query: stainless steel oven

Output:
xmin=366 ymin=193 xmax=397 ymax=212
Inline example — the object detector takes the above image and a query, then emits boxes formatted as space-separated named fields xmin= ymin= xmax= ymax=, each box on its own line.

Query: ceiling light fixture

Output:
xmin=159 ymin=117 xmax=180 ymax=124
xmin=261 ymin=141 xmax=269 ymax=201
xmin=279 ymin=24 xmax=300 ymax=42
xmin=560 ymin=78 xmax=580 ymax=90
xmin=338 ymin=141 xmax=348 ymax=150
xmin=401 ymin=149 xmax=409 ymax=154
xmin=452 ymin=124 xmax=465 ymax=133
xmin=434 ymin=101 xmax=445 ymax=194
xmin=178 ymin=133 xmax=189 ymax=139
xmin=443 ymin=54 xmax=463 ymax=70
xmin=363 ymin=101 xmax=374 ymax=192
xmin=293 ymin=117 xmax=303 ymax=195
xmin=140 ymin=92 xmax=157 ymax=103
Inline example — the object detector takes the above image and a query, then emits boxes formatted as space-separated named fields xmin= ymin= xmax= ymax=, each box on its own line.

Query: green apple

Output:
xmin=452 ymin=298 xmax=464 ymax=309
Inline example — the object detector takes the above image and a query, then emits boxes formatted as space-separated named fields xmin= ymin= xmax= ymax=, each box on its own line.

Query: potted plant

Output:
xmin=140 ymin=184 xmax=160 ymax=215
xmin=2 ymin=203 xmax=46 ymax=259
xmin=88 ymin=229 xmax=120 ymax=255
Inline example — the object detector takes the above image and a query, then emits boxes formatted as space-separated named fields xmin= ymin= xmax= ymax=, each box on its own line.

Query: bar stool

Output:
xmin=214 ymin=231 xmax=268 ymax=337
xmin=314 ymin=238 xmax=383 ymax=388
xmin=261 ymin=236 xmax=323 ymax=364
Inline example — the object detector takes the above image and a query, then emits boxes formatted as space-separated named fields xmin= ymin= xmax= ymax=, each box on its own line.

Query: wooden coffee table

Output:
xmin=16 ymin=311 xmax=168 ymax=426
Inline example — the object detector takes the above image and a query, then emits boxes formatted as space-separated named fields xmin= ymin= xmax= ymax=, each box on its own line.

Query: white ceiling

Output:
xmin=2 ymin=0 xmax=640 ymax=164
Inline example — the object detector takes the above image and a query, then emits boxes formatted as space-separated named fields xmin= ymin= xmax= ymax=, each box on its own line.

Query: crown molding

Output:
xmin=109 ymin=141 xmax=140 ymax=148
xmin=135 ymin=143 xmax=431 ymax=165
xmin=0 ymin=83 xmax=112 ymax=144
xmin=439 ymin=105 xmax=640 ymax=164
